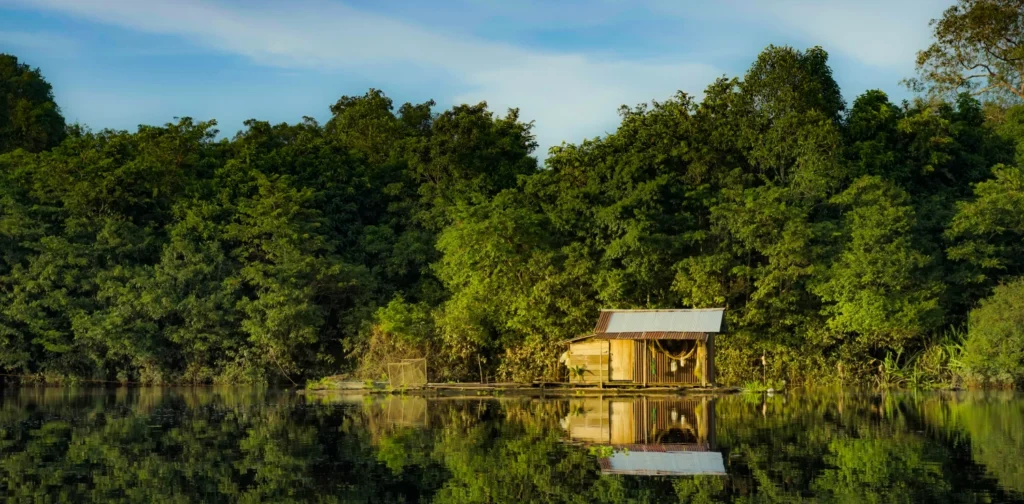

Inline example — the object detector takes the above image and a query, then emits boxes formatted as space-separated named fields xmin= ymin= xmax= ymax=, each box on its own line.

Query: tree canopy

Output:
xmin=913 ymin=0 xmax=1024 ymax=102
xmin=2 ymin=24 xmax=1024 ymax=386
xmin=0 ymin=54 xmax=65 ymax=154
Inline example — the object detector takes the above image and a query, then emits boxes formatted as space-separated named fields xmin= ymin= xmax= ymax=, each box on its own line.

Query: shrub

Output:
xmin=963 ymin=277 xmax=1024 ymax=386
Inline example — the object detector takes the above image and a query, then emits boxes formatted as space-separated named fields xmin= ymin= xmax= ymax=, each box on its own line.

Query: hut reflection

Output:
xmin=561 ymin=396 xmax=726 ymax=476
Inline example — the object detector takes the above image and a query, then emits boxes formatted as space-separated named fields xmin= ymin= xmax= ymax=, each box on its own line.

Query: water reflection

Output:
xmin=0 ymin=388 xmax=1022 ymax=502
xmin=562 ymin=397 xmax=725 ymax=476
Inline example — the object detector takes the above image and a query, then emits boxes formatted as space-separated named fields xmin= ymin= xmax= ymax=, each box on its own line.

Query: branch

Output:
xmin=971 ymin=80 xmax=1024 ymax=101
xmin=983 ymin=45 xmax=1017 ymax=66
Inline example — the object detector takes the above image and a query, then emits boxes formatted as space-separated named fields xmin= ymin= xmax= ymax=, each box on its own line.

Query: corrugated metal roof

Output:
xmin=598 ymin=332 xmax=708 ymax=341
xmin=599 ymin=451 xmax=726 ymax=476
xmin=596 ymin=309 xmax=725 ymax=334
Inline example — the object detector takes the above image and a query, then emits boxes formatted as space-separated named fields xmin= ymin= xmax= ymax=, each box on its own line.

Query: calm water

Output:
xmin=0 ymin=388 xmax=1022 ymax=503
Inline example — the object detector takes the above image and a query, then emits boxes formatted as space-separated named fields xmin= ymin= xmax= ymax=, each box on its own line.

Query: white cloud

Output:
xmin=9 ymin=0 xmax=722 ymax=157
xmin=455 ymin=56 xmax=718 ymax=154
xmin=747 ymin=0 xmax=950 ymax=69
xmin=8 ymin=0 xmax=947 ymax=155
xmin=653 ymin=0 xmax=951 ymax=70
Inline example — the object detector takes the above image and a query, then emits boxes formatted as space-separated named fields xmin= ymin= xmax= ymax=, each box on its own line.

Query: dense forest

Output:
xmin=2 ymin=0 xmax=1024 ymax=386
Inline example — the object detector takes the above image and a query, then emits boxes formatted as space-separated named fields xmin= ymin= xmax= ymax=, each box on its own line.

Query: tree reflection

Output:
xmin=0 ymin=389 xmax=1021 ymax=502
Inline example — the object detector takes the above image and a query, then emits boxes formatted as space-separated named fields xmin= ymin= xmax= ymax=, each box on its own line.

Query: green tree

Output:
xmin=813 ymin=176 xmax=943 ymax=353
xmin=913 ymin=0 xmax=1024 ymax=102
xmin=962 ymin=277 xmax=1024 ymax=384
xmin=947 ymin=164 xmax=1024 ymax=285
xmin=226 ymin=172 xmax=364 ymax=383
xmin=0 ymin=54 xmax=65 ymax=153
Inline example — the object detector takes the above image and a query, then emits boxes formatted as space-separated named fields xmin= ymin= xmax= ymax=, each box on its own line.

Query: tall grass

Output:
xmin=871 ymin=327 xmax=967 ymax=390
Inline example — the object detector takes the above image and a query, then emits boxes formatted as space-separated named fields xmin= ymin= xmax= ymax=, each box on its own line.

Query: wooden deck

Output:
xmin=300 ymin=381 xmax=740 ymax=397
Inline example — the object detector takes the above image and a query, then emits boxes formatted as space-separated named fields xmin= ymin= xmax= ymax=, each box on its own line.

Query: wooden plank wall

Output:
xmin=567 ymin=339 xmax=610 ymax=383
xmin=610 ymin=339 xmax=634 ymax=380
xmin=634 ymin=341 xmax=645 ymax=386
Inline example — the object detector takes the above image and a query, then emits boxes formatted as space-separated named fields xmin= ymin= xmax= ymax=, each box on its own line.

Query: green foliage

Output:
xmin=0 ymin=54 xmax=65 ymax=154
xmin=0 ymin=76 xmax=535 ymax=383
xmin=742 ymin=380 xmax=786 ymax=392
xmin=948 ymin=164 xmax=1024 ymax=282
xmin=813 ymin=176 xmax=943 ymax=352
xmin=375 ymin=295 xmax=434 ymax=345
xmin=2 ymin=29 xmax=1024 ymax=385
xmin=963 ymin=277 xmax=1024 ymax=385
xmin=864 ymin=327 xmax=968 ymax=390
xmin=911 ymin=0 xmax=1024 ymax=102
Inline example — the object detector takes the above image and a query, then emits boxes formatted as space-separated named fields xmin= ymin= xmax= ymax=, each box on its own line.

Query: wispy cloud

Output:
xmin=652 ymin=0 xmax=949 ymax=70
xmin=10 ymin=0 xmax=722 ymax=156
xmin=745 ymin=0 xmax=948 ymax=69
xmin=4 ymin=0 xmax=950 ymax=155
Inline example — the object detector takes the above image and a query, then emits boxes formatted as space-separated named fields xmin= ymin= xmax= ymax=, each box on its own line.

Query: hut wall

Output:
xmin=567 ymin=339 xmax=610 ymax=383
xmin=568 ymin=337 xmax=714 ymax=386
xmin=639 ymin=340 xmax=706 ymax=385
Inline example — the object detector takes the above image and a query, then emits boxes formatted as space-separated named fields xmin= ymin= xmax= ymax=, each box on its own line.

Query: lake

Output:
xmin=0 ymin=388 xmax=1022 ymax=503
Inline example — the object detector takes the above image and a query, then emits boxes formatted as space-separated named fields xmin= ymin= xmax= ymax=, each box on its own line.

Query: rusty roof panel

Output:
xmin=594 ymin=332 xmax=707 ymax=341
xmin=593 ymin=311 xmax=612 ymax=333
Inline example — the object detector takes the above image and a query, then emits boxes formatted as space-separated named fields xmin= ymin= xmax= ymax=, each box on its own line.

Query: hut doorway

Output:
xmin=610 ymin=339 xmax=635 ymax=381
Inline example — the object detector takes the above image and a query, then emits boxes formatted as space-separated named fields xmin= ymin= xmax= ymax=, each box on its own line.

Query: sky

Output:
xmin=0 ymin=0 xmax=954 ymax=158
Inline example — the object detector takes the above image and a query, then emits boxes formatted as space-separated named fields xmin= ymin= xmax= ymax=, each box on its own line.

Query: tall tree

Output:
xmin=913 ymin=0 xmax=1024 ymax=102
xmin=813 ymin=176 xmax=943 ymax=353
xmin=0 ymin=54 xmax=65 ymax=153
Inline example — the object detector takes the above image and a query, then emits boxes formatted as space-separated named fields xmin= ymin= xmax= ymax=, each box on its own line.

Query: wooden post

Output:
xmin=700 ymin=340 xmax=708 ymax=387
xmin=707 ymin=335 xmax=715 ymax=387
xmin=761 ymin=352 xmax=766 ymax=387
xmin=641 ymin=342 xmax=648 ymax=387
xmin=600 ymin=341 xmax=606 ymax=389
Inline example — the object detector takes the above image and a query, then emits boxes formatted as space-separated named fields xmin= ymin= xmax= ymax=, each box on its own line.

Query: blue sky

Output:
xmin=0 ymin=0 xmax=953 ymax=157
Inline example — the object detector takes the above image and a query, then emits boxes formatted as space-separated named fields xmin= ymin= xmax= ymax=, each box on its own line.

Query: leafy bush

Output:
xmin=963 ymin=277 xmax=1024 ymax=386
xmin=353 ymin=296 xmax=436 ymax=380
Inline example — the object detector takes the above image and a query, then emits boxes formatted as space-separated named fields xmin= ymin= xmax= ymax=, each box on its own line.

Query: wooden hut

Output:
xmin=561 ymin=308 xmax=724 ymax=387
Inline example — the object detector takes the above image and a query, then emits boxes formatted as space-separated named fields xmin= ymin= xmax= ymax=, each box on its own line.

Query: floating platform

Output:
xmin=300 ymin=380 xmax=741 ymax=397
